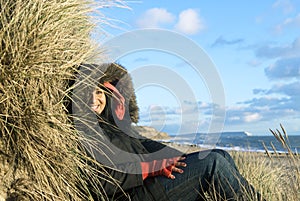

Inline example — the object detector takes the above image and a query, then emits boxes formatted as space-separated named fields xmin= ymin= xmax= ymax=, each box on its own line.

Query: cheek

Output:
xmin=102 ymin=96 xmax=106 ymax=105
xmin=93 ymin=93 xmax=103 ymax=103
xmin=97 ymin=94 xmax=106 ymax=114
xmin=92 ymin=93 xmax=98 ymax=104
xmin=91 ymin=92 xmax=106 ymax=114
xmin=99 ymin=97 xmax=106 ymax=109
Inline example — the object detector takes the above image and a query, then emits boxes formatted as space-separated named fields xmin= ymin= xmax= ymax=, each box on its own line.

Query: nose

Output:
xmin=92 ymin=92 xmax=96 ymax=104
xmin=92 ymin=91 xmax=99 ymax=105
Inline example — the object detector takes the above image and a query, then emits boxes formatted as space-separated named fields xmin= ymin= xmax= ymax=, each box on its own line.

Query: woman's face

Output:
xmin=91 ymin=87 xmax=106 ymax=115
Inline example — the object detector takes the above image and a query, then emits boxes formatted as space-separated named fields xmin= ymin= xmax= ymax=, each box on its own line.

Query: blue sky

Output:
xmin=98 ymin=0 xmax=300 ymax=135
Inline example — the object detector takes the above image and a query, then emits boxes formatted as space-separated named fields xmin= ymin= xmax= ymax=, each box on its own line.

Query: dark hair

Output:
xmin=97 ymin=63 xmax=139 ymax=124
xmin=97 ymin=91 xmax=131 ymax=132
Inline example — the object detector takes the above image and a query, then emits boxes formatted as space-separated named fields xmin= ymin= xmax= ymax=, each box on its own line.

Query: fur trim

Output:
xmin=97 ymin=63 xmax=139 ymax=123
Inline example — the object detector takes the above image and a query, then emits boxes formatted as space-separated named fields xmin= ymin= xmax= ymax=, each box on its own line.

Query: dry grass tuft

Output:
xmin=202 ymin=124 xmax=300 ymax=201
xmin=230 ymin=150 xmax=285 ymax=200
xmin=0 ymin=0 xmax=124 ymax=200
xmin=267 ymin=124 xmax=300 ymax=200
xmin=229 ymin=124 xmax=300 ymax=201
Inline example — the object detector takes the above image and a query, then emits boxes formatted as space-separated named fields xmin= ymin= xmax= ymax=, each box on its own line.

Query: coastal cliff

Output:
xmin=134 ymin=126 xmax=170 ymax=140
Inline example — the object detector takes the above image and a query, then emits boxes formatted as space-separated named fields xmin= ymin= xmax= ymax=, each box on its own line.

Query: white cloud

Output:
xmin=265 ymin=57 xmax=300 ymax=79
xmin=272 ymin=0 xmax=294 ymax=14
xmin=136 ymin=8 xmax=205 ymax=35
xmin=175 ymin=9 xmax=205 ymax=35
xmin=275 ymin=13 xmax=300 ymax=32
xmin=243 ymin=113 xmax=262 ymax=123
xmin=138 ymin=101 xmax=215 ymax=134
xmin=136 ymin=8 xmax=175 ymax=28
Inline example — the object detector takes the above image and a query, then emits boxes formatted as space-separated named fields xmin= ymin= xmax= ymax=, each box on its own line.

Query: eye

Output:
xmin=95 ymin=89 xmax=104 ymax=95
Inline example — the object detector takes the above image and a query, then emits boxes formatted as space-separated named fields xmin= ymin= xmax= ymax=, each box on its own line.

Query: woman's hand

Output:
xmin=141 ymin=156 xmax=187 ymax=180
xmin=164 ymin=156 xmax=187 ymax=179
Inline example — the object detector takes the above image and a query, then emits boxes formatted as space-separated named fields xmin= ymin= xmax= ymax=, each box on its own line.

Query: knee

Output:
xmin=210 ymin=149 xmax=237 ymax=169
xmin=211 ymin=149 xmax=231 ymax=158
xmin=206 ymin=150 xmax=237 ymax=173
xmin=196 ymin=149 xmax=229 ymax=163
xmin=208 ymin=151 xmax=225 ymax=162
xmin=193 ymin=149 xmax=236 ymax=173
xmin=205 ymin=151 xmax=227 ymax=169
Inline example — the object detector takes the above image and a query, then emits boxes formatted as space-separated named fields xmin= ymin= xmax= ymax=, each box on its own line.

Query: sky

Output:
xmin=97 ymin=0 xmax=300 ymax=136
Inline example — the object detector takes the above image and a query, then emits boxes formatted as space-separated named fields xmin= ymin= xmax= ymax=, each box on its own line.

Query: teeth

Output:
xmin=91 ymin=105 xmax=99 ymax=111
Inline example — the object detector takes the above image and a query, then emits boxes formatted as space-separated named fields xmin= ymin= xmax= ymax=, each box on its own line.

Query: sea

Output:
xmin=161 ymin=132 xmax=300 ymax=154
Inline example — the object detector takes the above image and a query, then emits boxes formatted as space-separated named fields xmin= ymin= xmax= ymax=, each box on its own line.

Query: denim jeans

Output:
xmin=154 ymin=149 xmax=264 ymax=201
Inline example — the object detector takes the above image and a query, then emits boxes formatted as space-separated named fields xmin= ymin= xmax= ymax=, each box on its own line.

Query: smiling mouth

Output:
xmin=91 ymin=105 xmax=100 ymax=111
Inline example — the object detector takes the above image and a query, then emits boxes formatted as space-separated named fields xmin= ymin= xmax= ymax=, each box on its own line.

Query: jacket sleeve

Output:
xmin=85 ymin=135 xmax=145 ymax=196
xmin=140 ymin=138 xmax=184 ymax=161
xmin=99 ymin=161 xmax=144 ymax=196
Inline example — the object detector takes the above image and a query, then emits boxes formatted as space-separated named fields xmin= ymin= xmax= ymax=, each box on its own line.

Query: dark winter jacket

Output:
xmin=71 ymin=63 xmax=183 ymax=200
xmin=98 ymin=125 xmax=183 ymax=201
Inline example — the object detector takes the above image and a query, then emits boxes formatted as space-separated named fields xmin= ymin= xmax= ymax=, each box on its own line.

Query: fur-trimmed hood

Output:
xmin=96 ymin=63 xmax=139 ymax=124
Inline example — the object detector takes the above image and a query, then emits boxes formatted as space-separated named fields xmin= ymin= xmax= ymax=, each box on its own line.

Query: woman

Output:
xmin=77 ymin=63 xmax=265 ymax=201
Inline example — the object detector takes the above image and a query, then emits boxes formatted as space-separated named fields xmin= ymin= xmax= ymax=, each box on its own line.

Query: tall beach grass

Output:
xmin=226 ymin=125 xmax=299 ymax=201
xmin=0 ymin=0 xmax=124 ymax=200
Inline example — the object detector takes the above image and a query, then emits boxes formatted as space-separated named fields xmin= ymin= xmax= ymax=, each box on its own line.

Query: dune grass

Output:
xmin=199 ymin=124 xmax=299 ymax=201
xmin=227 ymin=125 xmax=300 ymax=201
xmin=0 ymin=0 xmax=125 ymax=200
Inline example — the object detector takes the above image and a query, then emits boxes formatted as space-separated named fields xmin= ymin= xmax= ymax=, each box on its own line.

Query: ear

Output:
xmin=103 ymin=82 xmax=125 ymax=120
xmin=114 ymin=98 xmax=125 ymax=120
